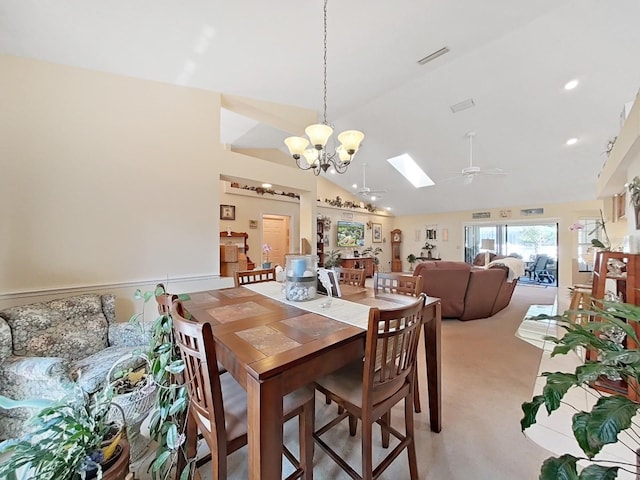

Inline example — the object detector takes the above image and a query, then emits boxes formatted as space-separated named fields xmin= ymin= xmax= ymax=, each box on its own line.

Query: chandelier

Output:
xmin=284 ymin=0 xmax=364 ymax=175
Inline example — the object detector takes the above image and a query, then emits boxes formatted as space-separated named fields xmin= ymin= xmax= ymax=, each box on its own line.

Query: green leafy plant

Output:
xmin=0 ymin=387 xmax=125 ymax=480
xmin=589 ymin=209 xmax=611 ymax=250
xmin=362 ymin=246 xmax=383 ymax=266
xmin=323 ymin=249 xmax=343 ymax=269
xmin=521 ymin=300 xmax=640 ymax=479
xmin=628 ymin=176 xmax=640 ymax=209
xmin=130 ymin=285 xmax=192 ymax=480
xmin=407 ymin=253 xmax=417 ymax=269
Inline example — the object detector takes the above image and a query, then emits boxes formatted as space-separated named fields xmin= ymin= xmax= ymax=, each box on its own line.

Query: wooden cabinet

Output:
xmin=589 ymin=251 xmax=640 ymax=399
xmin=317 ymin=219 xmax=325 ymax=267
xmin=220 ymin=231 xmax=254 ymax=276
xmin=341 ymin=257 xmax=374 ymax=278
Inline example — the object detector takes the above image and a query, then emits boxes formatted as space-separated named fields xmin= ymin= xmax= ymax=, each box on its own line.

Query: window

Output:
xmin=576 ymin=218 xmax=602 ymax=272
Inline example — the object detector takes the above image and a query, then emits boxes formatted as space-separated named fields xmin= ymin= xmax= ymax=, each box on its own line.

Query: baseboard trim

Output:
xmin=0 ymin=274 xmax=222 ymax=301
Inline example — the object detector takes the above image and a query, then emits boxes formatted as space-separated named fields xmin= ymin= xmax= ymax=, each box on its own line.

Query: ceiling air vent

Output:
xmin=417 ymin=46 xmax=450 ymax=65
xmin=450 ymin=98 xmax=475 ymax=113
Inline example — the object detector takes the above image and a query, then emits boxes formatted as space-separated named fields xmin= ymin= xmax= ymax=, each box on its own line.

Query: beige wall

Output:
xmin=0 ymin=54 xmax=317 ymax=321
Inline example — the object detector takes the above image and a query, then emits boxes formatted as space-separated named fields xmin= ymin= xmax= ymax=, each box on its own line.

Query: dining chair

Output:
xmin=373 ymin=272 xmax=423 ymax=296
xmin=171 ymin=299 xmax=315 ymax=480
xmin=234 ymin=267 xmax=276 ymax=287
xmin=313 ymin=294 xmax=426 ymax=480
xmin=372 ymin=273 xmax=424 ymax=413
xmin=336 ymin=267 xmax=366 ymax=288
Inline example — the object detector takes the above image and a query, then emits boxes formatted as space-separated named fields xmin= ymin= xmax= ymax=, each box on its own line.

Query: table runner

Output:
xmin=243 ymin=281 xmax=371 ymax=330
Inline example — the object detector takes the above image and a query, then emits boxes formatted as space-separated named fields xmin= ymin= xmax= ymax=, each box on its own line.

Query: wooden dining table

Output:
xmin=182 ymin=281 xmax=441 ymax=480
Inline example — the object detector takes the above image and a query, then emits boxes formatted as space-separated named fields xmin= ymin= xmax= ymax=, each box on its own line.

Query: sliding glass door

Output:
xmin=464 ymin=222 xmax=558 ymax=283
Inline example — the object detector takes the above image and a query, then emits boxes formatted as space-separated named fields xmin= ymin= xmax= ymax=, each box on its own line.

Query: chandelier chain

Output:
xmin=322 ymin=0 xmax=328 ymax=125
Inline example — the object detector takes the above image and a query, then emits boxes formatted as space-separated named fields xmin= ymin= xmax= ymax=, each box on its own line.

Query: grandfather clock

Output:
xmin=391 ymin=229 xmax=402 ymax=272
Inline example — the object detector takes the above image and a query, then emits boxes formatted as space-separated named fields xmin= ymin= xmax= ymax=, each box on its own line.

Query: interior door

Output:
xmin=262 ymin=215 xmax=290 ymax=267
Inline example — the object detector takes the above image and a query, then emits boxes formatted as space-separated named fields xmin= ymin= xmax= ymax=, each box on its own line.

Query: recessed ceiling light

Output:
xmin=371 ymin=196 xmax=377 ymax=201
xmin=385 ymin=207 xmax=391 ymax=211
xmin=386 ymin=154 xmax=435 ymax=188
xmin=262 ymin=183 xmax=272 ymax=188
xmin=352 ymin=183 xmax=358 ymax=189
xmin=330 ymin=169 xmax=336 ymax=174
xmin=566 ymin=138 xmax=578 ymax=146
xmin=564 ymin=79 xmax=579 ymax=90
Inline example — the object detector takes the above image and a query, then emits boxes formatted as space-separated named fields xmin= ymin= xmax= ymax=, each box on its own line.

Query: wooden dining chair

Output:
xmin=234 ymin=267 xmax=276 ymax=287
xmin=313 ymin=294 xmax=426 ymax=480
xmin=373 ymin=272 xmax=423 ymax=296
xmin=171 ymin=299 xmax=315 ymax=480
xmin=336 ymin=267 xmax=366 ymax=288
xmin=372 ymin=273 xmax=424 ymax=413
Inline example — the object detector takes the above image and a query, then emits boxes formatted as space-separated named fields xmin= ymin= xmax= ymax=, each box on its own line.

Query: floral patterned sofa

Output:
xmin=0 ymin=293 xmax=150 ymax=440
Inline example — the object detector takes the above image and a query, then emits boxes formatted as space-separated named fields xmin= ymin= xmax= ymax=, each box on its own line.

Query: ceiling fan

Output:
xmin=353 ymin=163 xmax=386 ymax=200
xmin=446 ymin=132 xmax=507 ymax=184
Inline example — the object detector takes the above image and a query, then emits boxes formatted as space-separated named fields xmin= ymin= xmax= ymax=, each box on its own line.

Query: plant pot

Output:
xmin=262 ymin=262 xmax=272 ymax=269
xmin=87 ymin=439 xmax=130 ymax=480
xmin=427 ymin=251 xmax=432 ymax=260
xmin=635 ymin=204 xmax=640 ymax=230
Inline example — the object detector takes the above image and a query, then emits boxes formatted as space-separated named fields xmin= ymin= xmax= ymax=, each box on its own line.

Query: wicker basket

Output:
xmin=107 ymin=356 xmax=156 ymax=462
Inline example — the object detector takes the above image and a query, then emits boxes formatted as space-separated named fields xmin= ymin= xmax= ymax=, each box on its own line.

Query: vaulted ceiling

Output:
xmin=2 ymin=0 xmax=639 ymax=215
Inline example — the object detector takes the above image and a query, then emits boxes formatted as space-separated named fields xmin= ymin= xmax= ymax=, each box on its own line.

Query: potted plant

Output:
xmin=0 ymin=387 xmax=130 ymax=480
xmin=521 ymin=300 xmax=640 ymax=479
xmin=262 ymin=243 xmax=272 ymax=269
xmin=323 ymin=249 xmax=343 ymax=269
xmin=362 ymin=246 xmax=383 ymax=272
xmin=407 ymin=253 xmax=417 ymax=271
xmin=628 ymin=176 xmax=640 ymax=229
xmin=130 ymin=285 xmax=192 ymax=480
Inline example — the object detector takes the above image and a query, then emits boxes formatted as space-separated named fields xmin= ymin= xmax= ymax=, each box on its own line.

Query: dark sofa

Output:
xmin=413 ymin=261 xmax=518 ymax=321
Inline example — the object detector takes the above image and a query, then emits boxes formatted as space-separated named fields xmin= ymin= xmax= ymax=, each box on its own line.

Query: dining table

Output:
xmin=182 ymin=281 xmax=441 ymax=480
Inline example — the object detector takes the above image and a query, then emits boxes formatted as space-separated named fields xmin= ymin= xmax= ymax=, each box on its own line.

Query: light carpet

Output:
xmin=135 ymin=284 xmax=557 ymax=479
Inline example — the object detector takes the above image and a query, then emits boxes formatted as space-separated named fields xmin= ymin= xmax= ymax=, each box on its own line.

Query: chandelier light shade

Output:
xmin=284 ymin=0 xmax=364 ymax=175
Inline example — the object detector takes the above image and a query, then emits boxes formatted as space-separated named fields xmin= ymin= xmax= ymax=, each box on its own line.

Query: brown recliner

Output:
xmin=413 ymin=261 xmax=518 ymax=321
xmin=460 ymin=266 xmax=509 ymax=320
xmin=413 ymin=261 xmax=472 ymax=318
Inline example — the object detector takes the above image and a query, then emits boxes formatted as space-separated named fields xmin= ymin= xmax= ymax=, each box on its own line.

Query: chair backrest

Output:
xmin=364 ymin=294 xmax=426 ymax=406
xmin=533 ymin=254 xmax=549 ymax=272
xmin=336 ymin=267 xmax=366 ymax=288
xmin=373 ymin=273 xmax=423 ymax=296
xmin=234 ymin=268 xmax=276 ymax=287
xmin=171 ymin=299 xmax=227 ymax=454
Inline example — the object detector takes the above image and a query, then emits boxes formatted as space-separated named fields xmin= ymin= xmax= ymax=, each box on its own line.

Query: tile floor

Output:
xmin=518 ymin=300 xmax=639 ymax=480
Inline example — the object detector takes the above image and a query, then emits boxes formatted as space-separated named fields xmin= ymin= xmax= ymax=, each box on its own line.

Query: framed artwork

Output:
xmin=372 ymin=223 xmax=382 ymax=243
xmin=220 ymin=204 xmax=235 ymax=220
xmin=249 ymin=219 xmax=258 ymax=229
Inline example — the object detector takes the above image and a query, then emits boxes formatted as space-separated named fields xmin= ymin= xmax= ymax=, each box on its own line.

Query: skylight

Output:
xmin=386 ymin=154 xmax=434 ymax=188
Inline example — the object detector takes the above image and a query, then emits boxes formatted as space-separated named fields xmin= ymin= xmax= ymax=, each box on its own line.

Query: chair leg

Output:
xmin=361 ymin=416 xmax=374 ymax=480
xmin=380 ymin=411 xmax=391 ymax=448
xmin=299 ymin=399 xmax=315 ymax=480
xmin=413 ymin=375 xmax=421 ymax=413
xmin=405 ymin=395 xmax=419 ymax=479
xmin=348 ymin=413 xmax=358 ymax=436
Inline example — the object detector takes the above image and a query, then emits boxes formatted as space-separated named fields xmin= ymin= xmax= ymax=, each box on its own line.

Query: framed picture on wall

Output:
xmin=372 ymin=223 xmax=382 ymax=243
xmin=220 ymin=204 xmax=235 ymax=220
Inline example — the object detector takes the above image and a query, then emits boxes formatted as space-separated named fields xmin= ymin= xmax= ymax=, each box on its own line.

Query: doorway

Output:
xmin=262 ymin=214 xmax=290 ymax=268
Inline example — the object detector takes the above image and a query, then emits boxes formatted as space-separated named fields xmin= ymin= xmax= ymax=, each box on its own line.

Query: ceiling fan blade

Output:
xmin=477 ymin=167 xmax=508 ymax=176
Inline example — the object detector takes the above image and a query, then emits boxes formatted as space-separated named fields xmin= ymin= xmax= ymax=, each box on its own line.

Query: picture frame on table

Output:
xmin=220 ymin=204 xmax=235 ymax=220
xmin=372 ymin=223 xmax=382 ymax=243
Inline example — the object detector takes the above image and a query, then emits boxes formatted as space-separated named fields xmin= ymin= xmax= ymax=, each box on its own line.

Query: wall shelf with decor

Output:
xmin=317 ymin=218 xmax=325 ymax=267
xmin=588 ymin=250 xmax=640 ymax=400
xmin=597 ymin=93 xmax=640 ymax=199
